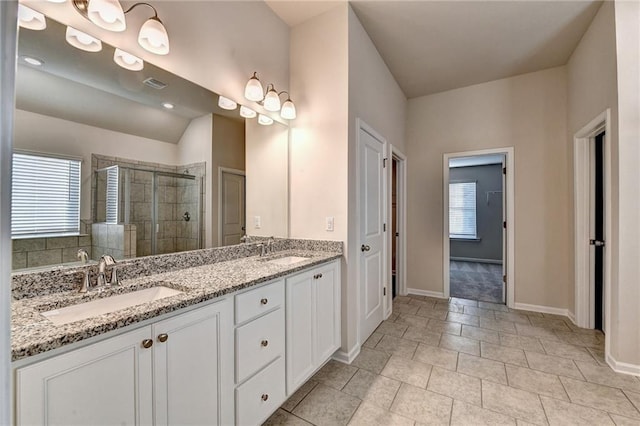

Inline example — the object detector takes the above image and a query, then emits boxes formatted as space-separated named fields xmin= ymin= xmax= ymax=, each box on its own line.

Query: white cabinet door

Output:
xmin=285 ymin=270 xmax=315 ymax=393
xmin=314 ymin=261 xmax=341 ymax=363
xmin=16 ymin=327 xmax=153 ymax=426
xmin=153 ymin=299 xmax=234 ymax=426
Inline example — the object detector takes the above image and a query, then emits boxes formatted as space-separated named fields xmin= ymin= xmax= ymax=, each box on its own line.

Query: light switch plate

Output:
xmin=326 ymin=216 xmax=334 ymax=232
xmin=254 ymin=216 xmax=261 ymax=229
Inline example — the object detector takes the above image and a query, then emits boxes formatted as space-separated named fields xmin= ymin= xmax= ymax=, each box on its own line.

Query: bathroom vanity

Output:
xmin=11 ymin=241 xmax=342 ymax=425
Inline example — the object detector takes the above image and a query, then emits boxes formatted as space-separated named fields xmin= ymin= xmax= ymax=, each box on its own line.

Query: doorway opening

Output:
xmin=443 ymin=148 xmax=515 ymax=307
xmin=391 ymin=146 xmax=407 ymax=301
xmin=218 ymin=168 xmax=246 ymax=247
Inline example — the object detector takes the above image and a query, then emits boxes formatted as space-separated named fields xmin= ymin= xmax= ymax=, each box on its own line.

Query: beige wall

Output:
xmin=406 ymin=67 xmax=570 ymax=309
xmin=245 ymin=120 xmax=288 ymax=239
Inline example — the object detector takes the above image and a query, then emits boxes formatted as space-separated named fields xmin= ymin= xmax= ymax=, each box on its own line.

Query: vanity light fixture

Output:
xmin=72 ymin=0 xmax=170 ymax=55
xmin=258 ymin=114 xmax=273 ymax=126
xmin=244 ymin=72 xmax=264 ymax=102
xmin=218 ymin=96 xmax=237 ymax=111
xmin=18 ymin=5 xmax=47 ymax=31
xmin=162 ymin=102 xmax=174 ymax=110
xmin=279 ymin=93 xmax=297 ymax=120
xmin=243 ymin=72 xmax=297 ymax=120
xmin=65 ymin=26 xmax=102 ymax=52
xmin=46 ymin=0 xmax=67 ymax=3
xmin=114 ymin=48 xmax=144 ymax=71
xmin=239 ymin=106 xmax=257 ymax=119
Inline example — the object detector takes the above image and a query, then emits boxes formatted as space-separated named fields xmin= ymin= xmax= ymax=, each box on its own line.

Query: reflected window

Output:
xmin=11 ymin=152 xmax=81 ymax=238
xmin=449 ymin=181 xmax=477 ymax=239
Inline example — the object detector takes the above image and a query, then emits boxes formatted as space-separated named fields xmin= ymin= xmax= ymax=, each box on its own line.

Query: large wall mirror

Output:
xmin=12 ymin=15 xmax=289 ymax=271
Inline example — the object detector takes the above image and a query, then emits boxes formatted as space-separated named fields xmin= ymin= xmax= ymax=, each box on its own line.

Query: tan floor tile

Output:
xmin=426 ymin=318 xmax=462 ymax=335
xmin=434 ymin=301 xmax=465 ymax=313
xmin=402 ymin=325 xmax=442 ymax=346
xmin=450 ymin=297 xmax=478 ymax=307
xmin=446 ymin=311 xmax=480 ymax=327
xmin=499 ymin=333 xmax=545 ymax=353
xmin=482 ymin=380 xmax=548 ymax=425
xmin=509 ymin=308 xmax=543 ymax=317
xmin=363 ymin=332 xmax=384 ymax=348
xmin=450 ymin=400 xmax=516 ymax=426
xmin=575 ymin=361 xmax=640 ymax=393
xmin=462 ymin=324 xmax=501 ymax=344
xmin=494 ymin=311 xmax=532 ymax=325
xmin=463 ymin=306 xmax=497 ymax=319
xmin=311 ymin=360 xmax=358 ymax=390
xmin=554 ymin=330 xmax=605 ymax=348
xmin=390 ymin=383 xmax=452 ymax=425
xmin=586 ymin=346 xmax=608 ymax=366
xmin=427 ymin=366 xmax=481 ymax=406
xmin=525 ymin=351 xmax=584 ymax=379
xmin=351 ymin=347 xmax=390 ymax=374
xmin=292 ymin=384 xmax=361 ymax=426
xmin=395 ymin=314 xmax=429 ymax=328
xmin=376 ymin=320 xmax=409 ymax=337
xmin=394 ymin=296 xmax=412 ymax=304
xmin=348 ymin=401 xmax=414 ymax=426
xmin=342 ymin=369 xmax=401 ymax=409
xmin=439 ymin=333 xmax=480 ymax=356
xmin=505 ymin=364 xmax=569 ymax=401
xmin=264 ymin=408 xmax=313 ymax=425
xmin=415 ymin=306 xmax=448 ymax=320
xmin=413 ymin=343 xmax=459 ymax=371
xmin=516 ymin=420 xmax=540 ymax=426
xmin=625 ymin=390 xmax=640 ymax=411
xmin=393 ymin=303 xmax=420 ymax=315
xmin=480 ymin=317 xmax=518 ymax=333
xmin=375 ymin=334 xmax=419 ymax=359
xmin=609 ymin=414 xmax=640 ymax=426
xmin=457 ymin=353 xmax=507 ymax=384
xmin=515 ymin=323 xmax=562 ymax=341
xmin=409 ymin=298 xmax=436 ymax=309
xmin=560 ymin=376 xmax=640 ymax=418
xmin=540 ymin=339 xmax=597 ymax=362
xmin=528 ymin=316 xmax=572 ymax=331
xmin=282 ymin=379 xmax=319 ymax=412
xmin=481 ymin=341 xmax=528 ymax=366
xmin=540 ymin=395 xmax=615 ymax=426
xmin=478 ymin=301 xmax=510 ymax=312
xmin=380 ymin=355 xmax=433 ymax=388
xmin=388 ymin=312 xmax=400 ymax=322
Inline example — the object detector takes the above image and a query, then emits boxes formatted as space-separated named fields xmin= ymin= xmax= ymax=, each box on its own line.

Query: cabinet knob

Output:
xmin=261 ymin=394 xmax=269 ymax=402
xmin=260 ymin=298 xmax=268 ymax=305
xmin=261 ymin=339 xmax=269 ymax=347
xmin=313 ymin=273 xmax=323 ymax=279
xmin=142 ymin=339 xmax=153 ymax=349
xmin=158 ymin=333 xmax=169 ymax=343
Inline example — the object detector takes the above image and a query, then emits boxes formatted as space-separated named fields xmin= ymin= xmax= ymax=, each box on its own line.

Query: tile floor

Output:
xmin=450 ymin=261 xmax=503 ymax=303
xmin=264 ymin=294 xmax=640 ymax=426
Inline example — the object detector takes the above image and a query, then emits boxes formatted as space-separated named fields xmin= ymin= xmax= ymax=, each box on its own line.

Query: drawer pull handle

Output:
xmin=261 ymin=339 xmax=269 ymax=347
xmin=260 ymin=298 xmax=268 ymax=305
xmin=261 ymin=394 xmax=269 ymax=402
xmin=158 ymin=333 xmax=168 ymax=343
xmin=314 ymin=273 xmax=323 ymax=279
xmin=142 ymin=339 xmax=153 ymax=349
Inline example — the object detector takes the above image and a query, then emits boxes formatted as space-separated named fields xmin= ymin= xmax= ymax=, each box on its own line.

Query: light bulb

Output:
xmin=138 ymin=17 xmax=170 ymax=55
xmin=244 ymin=73 xmax=264 ymax=102
xmin=258 ymin=114 xmax=273 ymax=126
xmin=239 ymin=106 xmax=256 ymax=119
xmin=114 ymin=48 xmax=144 ymax=71
xmin=280 ymin=99 xmax=297 ymax=120
xmin=263 ymin=87 xmax=281 ymax=112
xmin=87 ymin=0 xmax=126 ymax=32
xmin=218 ymin=96 xmax=238 ymax=111
xmin=65 ymin=26 xmax=102 ymax=52
xmin=18 ymin=5 xmax=46 ymax=30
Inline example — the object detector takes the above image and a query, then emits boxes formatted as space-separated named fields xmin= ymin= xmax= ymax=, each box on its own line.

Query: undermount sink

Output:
xmin=41 ymin=286 xmax=183 ymax=326
xmin=266 ymin=256 xmax=310 ymax=266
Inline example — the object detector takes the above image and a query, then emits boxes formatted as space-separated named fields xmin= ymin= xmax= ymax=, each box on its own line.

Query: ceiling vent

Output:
xmin=143 ymin=77 xmax=167 ymax=90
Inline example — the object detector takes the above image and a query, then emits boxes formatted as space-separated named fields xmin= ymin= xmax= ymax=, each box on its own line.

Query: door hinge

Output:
xmin=383 ymin=287 xmax=387 ymax=296
xmin=503 ymin=275 xmax=506 ymax=283
xmin=383 ymin=158 xmax=388 ymax=168
xmin=502 ymin=167 xmax=506 ymax=175
xmin=383 ymin=223 xmax=386 ymax=232
xmin=503 ymin=221 xmax=506 ymax=229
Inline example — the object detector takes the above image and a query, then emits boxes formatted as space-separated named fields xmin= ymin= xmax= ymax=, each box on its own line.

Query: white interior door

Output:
xmin=502 ymin=156 xmax=507 ymax=304
xmin=221 ymin=171 xmax=245 ymax=246
xmin=358 ymin=123 xmax=386 ymax=343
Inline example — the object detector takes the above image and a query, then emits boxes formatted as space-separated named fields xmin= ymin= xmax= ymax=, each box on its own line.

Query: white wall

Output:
xmin=14 ymin=109 xmax=179 ymax=220
xmin=406 ymin=67 xmax=570 ymax=309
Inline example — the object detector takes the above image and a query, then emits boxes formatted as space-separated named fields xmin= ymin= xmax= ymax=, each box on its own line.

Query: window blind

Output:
xmin=449 ymin=181 xmax=477 ymax=238
xmin=105 ymin=166 xmax=119 ymax=224
xmin=11 ymin=153 xmax=81 ymax=238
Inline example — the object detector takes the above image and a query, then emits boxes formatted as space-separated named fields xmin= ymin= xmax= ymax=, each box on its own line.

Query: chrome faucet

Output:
xmin=77 ymin=248 xmax=89 ymax=264
xmin=266 ymin=237 xmax=275 ymax=254
xmin=97 ymin=254 xmax=118 ymax=287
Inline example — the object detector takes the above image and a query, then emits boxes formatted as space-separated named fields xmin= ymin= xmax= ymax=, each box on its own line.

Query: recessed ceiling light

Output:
xmin=240 ymin=106 xmax=256 ymax=119
xmin=218 ymin=96 xmax=237 ymax=111
xmin=162 ymin=102 xmax=174 ymax=109
xmin=21 ymin=56 xmax=44 ymax=66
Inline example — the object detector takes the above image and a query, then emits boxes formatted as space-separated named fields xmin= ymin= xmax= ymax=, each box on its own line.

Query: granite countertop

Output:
xmin=11 ymin=250 xmax=341 ymax=361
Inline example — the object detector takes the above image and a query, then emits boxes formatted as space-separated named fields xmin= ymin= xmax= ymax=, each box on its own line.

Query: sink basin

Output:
xmin=266 ymin=256 xmax=310 ymax=266
xmin=41 ymin=286 xmax=183 ymax=326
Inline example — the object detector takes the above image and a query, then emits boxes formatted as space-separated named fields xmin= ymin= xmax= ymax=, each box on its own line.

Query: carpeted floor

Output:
xmin=450 ymin=260 xmax=504 ymax=303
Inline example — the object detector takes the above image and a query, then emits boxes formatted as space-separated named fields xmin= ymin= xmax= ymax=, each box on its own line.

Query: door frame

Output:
xmin=391 ymin=145 xmax=407 ymax=301
xmin=217 ymin=167 xmax=246 ymax=247
xmin=574 ymin=109 xmax=612 ymax=333
xmin=355 ymin=118 xmax=388 ymax=345
xmin=443 ymin=147 xmax=515 ymax=307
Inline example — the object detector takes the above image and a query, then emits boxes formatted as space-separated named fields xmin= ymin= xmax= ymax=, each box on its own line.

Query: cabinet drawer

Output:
xmin=235 ymin=279 xmax=284 ymax=324
xmin=236 ymin=308 xmax=284 ymax=383
xmin=235 ymin=357 xmax=285 ymax=426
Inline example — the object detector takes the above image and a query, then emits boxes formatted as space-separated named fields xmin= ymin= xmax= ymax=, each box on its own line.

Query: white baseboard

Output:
xmin=450 ymin=257 xmax=503 ymax=265
xmin=332 ymin=344 xmax=360 ymax=364
xmin=407 ymin=288 xmax=446 ymax=299
xmin=567 ymin=310 xmax=577 ymax=326
xmin=606 ymin=353 xmax=640 ymax=377
xmin=513 ymin=302 xmax=571 ymax=318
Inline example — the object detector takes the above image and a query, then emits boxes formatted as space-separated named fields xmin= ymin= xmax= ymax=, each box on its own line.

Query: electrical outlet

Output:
xmin=326 ymin=216 xmax=334 ymax=232
xmin=254 ymin=216 xmax=261 ymax=229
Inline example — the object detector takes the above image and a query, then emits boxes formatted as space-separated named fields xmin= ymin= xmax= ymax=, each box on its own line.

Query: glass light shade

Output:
xmin=22 ymin=56 xmax=44 ymax=66
xmin=218 ymin=96 xmax=237 ymax=111
xmin=46 ymin=0 xmax=67 ymax=3
xmin=280 ymin=99 xmax=297 ymax=120
xmin=244 ymin=74 xmax=264 ymax=102
xmin=258 ymin=114 xmax=273 ymax=126
xmin=239 ymin=106 xmax=256 ymax=119
xmin=18 ymin=5 xmax=46 ymax=31
xmin=113 ymin=48 xmax=143 ymax=71
xmin=66 ymin=26 xmax=102 ymax=52
xmin=87 ymin=0 xmax=126 ymax=32
xmin=263 ymin=88 xmax=281 ymax=112
xmin=162 ymin=102 xmax=174 ymax=109
xmin=138 ymin=18 xmax=170 ymax=55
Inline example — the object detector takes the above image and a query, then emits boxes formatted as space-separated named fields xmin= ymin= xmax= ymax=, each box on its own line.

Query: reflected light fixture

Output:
xmin=162 ymin=102 xmax=174 ymax=109
xmin=258 ymin=114 xmax=273 ymax=126
xmin=87 ymin=0 xmax=126 ymax=31
xmin=218 ymin=96 xmax=238 ymax=111
xmin=46 ymin=0 xmax=67 ymax=3
xmin=66 ymin=26 xmax=102 ymax=52
xmin=18 ymin=5 xmax=46 ymax=30
xmin=244 ymin=72 xmax=264 ymax=102
xmin=243 ymin=71 xmax=297 ymax=120
xmin=21 ymin=56 xmax=44 ymax=66
xmin=114 ymin=48 xmax=144 ymax=71
xmin=240 ymin=106 xmax=256 ymax=119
